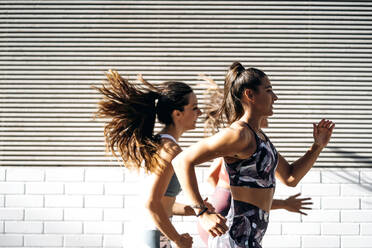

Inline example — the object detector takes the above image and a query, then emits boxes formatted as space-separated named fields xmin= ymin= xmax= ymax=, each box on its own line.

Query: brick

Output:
xmin=65 ymin=182 xmax=103 ymax=195
xmin=5 ymin=221 xmax=43 ymax=234
xmin=282 ymin=223 xmax=320 ymax=235
xmin=265 ymin=223 xmax=281 ymax=235
xmin=302 ymin=184 xmax=340 ymax=196
xmin=123 ymin=195 xmax=141 ymax=208
xmin=103 ymin=235 xmax=124 ymax=247
xmin=123 ymin=170 xmax=141 ymax=182
xmin=64 ymin=208 xmax=103 ymax=221
xmin=46 ymin=167 xmax=84 ymax=181
xmin=123 ymin=228 xmax=144 ymax=247
xmin=172 ymin=215 xmax=183 ymax=222
xmin=198 ymin=182 xmax=213 ymax=196
xmin=45 ymin=222 xmax=83 ymax=234
xmin=173 ymin=221 xmax=199 ymax=235
xmin=6 ymin=195 xmax=43 ymax=208
xmin=112 ymin=182 xmax=142 ymax=195
xmin=302 ymin=210 xmax=339 ymax=222
xmin=322 ymin=223 xmax=359 ymax=235
xmin=361 ymin=223 xmax=372 ymax=235
xmin=85 ymin=168 xmax=124 ymax=182
xmin=0 ymin=183 xmax=24 ymax=194
xmin=179 ymin=215 xmax=196 ymax=223
xmin=6 ymin=168 xmax=44 ymax=182
xmin=361 ymin=197 xmax=372 ymax=209
xmin=0 ymin=195 xmax=4 ymax=207
xmin=84 ymin=221 xmax=122 ymax=234
xmin=25 ymin=208 xmax=63 ymax=221
xmin=26 ymin=182 xmax=64 ymax=194
xmin=300 ymin=170 xmax=321 ymax=183
xmin=322 ymin=197 xmax=360 ymax=209
xmin=0 ymin=168 xmax=5 ymax=181
xmin=104 ymin=209 xmax=133 ymax=221
xmin=0 ymin=235 xmax=23 ymax=246
xmin=342 ymin=236 xmax=372 ymax=248
xmin=85 ymin=195 xmax=123 ymax=208
xmin=361 ymin=171 xmax=372 ymax=183
xmin=45 ymin=195 xmax=83 ymax=208
xmin=64 ymin=235 xmax=102 ymax=247
xmin=195 ymin=167 xmax=204 ymax=183
xmin=308 ymin=196 xmax=321 ymax=210
xmin=270 ymin=209 xmax=301 ymax=223
xmin=302 ymin=236 xmax=340 ymax=248
xmin=24 ymin=235 xmax=63 ymax=246
xmin=0 ymin=208 xmax=24 ymax=220
xmin=262 ymin=235 xmax=301 ymax=247
xmin=105 ymin=183 xmax=128 ymax=195
xmin=341 ymin=184 xmax=372 ymax=196
xmin=342 ymin=210 xmax=372 ymax=222
xmin=322 ymin=170 xmax=359 ymax=184
xmin=274 ymin=183 xmax=302 ymax=197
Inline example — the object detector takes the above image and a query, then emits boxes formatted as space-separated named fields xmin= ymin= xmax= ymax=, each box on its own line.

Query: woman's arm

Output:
xmin=172 ymin=123 xmax=252 ymax=237
xmin=271 ymin=193 xmax=312 ymax=215
xmin=275 ymin=119 xmax=335 ymax=187
xmin=172 ymin=202 xmax=195 ymax=216
xmin=145 ymin=140 xmax=191 ymax=247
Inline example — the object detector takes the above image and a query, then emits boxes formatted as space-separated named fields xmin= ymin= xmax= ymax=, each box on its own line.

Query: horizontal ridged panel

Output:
xmin=1 ymin=1 xmax=371 ymax=167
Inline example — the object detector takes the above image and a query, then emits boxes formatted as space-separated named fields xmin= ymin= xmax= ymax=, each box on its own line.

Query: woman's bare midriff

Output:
xmin=162 ymin=196 xmax=176 ymax=217
xmin=230 ymin=185 xmax=275 ymax=212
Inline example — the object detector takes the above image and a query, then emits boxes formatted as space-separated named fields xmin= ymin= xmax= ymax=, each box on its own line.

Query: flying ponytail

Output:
xmin=94 ymin=70 xmax=193 ymax=174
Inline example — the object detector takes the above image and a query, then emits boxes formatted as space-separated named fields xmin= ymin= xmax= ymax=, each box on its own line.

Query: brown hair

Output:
xmin=206 ymin=62 xmax=267 ymax=132
xmin=94 ymin=70 xmax=193 ymax=173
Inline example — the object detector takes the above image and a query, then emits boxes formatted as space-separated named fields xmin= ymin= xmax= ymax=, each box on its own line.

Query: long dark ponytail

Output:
xmin=206 ymin=62 xmax=267 ymax=132
xmin=94 ymin=70 xmax=193 ymax=174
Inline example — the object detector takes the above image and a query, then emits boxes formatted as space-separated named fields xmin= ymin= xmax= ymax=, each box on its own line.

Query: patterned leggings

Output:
xmin=209 ymin=199 xmax=269 ymax=248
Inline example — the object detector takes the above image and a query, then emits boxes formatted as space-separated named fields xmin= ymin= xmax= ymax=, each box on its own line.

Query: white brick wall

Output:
xmin=0 ymin=167 xmax=371 ymax=247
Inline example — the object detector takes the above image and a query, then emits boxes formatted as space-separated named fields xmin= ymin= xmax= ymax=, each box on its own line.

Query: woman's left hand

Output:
xmin=313 ymin=119 xmax=335 ymax=148
xmin=284 ymin=193 xmax=313 ymax=215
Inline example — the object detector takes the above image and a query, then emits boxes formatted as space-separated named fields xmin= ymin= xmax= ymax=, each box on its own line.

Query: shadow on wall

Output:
xmin=327 ymin=146 xmax=372 ymax=194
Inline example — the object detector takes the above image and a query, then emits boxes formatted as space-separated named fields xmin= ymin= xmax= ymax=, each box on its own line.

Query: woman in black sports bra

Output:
xmin=172 ymin=62 xmax=335 ymax=247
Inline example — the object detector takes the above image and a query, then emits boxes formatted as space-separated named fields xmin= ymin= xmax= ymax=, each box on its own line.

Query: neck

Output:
xmin=239 ymin=112 xmax=263 ymax=132
xmin=160 ymin=125 xmax=184 ymax=141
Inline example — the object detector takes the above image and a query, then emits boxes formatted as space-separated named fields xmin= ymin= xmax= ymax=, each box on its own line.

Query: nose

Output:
xmin=273 ymin=92 xmax=278 ymax=101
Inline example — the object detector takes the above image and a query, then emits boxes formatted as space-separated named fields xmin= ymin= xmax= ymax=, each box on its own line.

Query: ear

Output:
xmin=242 ymin=88 xmax=255 ymax=103
xmin=171 ymin=109 xmax=183 ymax=121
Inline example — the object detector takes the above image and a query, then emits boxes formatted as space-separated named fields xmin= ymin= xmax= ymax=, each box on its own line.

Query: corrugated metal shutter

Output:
xmin=1 ymin=1 xmax=371 ymax=167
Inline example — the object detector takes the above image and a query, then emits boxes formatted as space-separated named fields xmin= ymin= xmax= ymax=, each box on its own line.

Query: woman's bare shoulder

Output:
xmin=158 ymin=138 xmax=182 ymax=161
xmin=223 ymin=121 xmax=252 ymax=141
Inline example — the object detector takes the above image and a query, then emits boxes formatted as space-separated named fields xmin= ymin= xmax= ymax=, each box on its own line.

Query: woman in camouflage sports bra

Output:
xmin=173 ymin=62 xmax=335 ymax=247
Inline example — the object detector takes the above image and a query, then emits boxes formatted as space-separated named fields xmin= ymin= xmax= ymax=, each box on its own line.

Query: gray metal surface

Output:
xmin=1 ymin=1 xmax=371 ymax=167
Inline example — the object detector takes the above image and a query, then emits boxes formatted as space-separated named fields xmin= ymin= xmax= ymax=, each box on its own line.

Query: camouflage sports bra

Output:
xmin=225 ymin=123 xmax=279 ymax=188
